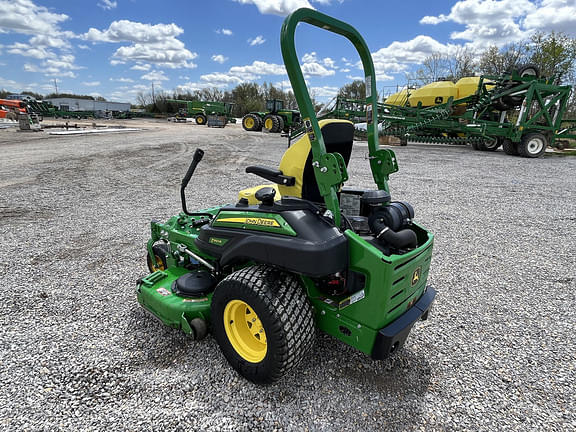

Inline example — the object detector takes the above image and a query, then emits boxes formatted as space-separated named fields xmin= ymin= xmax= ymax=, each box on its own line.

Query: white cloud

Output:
xmin=8 ymin=42 xmax=54 ymax=59
xmin=82 ymin=81 xmax=101 ymax=87
xmin=523 ymin=0 xmax=576 ymax=34
xmin=24 ymin=63 xmax=76 ymax=78
xmin=420 ymin=0 xmax=536 ymax=45
xmin=323 ymin=57 xmax=335 ymax=68
xmin=234 ymin=0 xmax=313 ymax=16
xmin=175 ymin=81 xmax=228 ymax=93
xmin=130 ymin=63 xmax=151 ymax=71
xmin=216 ymin=28 xmax=233 ymax=36
xmin=302 ymin=52 xmax=319 ymax=63
xmin=98 ymin=0 xmax=117 ymax=10
xmin=0 ymin=0 xmax=69 ymax=35
xmin=229 ymin=60 xmax=286 ymax=79
xmin=248 ymin=35 xmax=266 ymax=46
xmin=302 ymin=62 xmax=335 ymax=77
xmin=346 ymin=75 xmax=364 ymax=81
xmin=212 ymin=54 xmax=228 ymax=64
xmin=274 ymin=80 xmax=293 ymax=90
xmin=113 ymin=40 xmax=197 ymax=68
xmin=0 ymin=75 xmax=37 ymax=92
xmin=23 ymin=54 xmax=82 ymax=78
xmin=340 ymin=68 xmax=350 ymax=73
xmin=200 ymin=73 xmax=243 ymax=85
xmin=110 ymin=77 xmax=134 ymax=83
xmin=309 ymin=86 xmax=339 ymax=98
xmin=84 ymin=20 xmax=197 ymax=69
xmin=300 ymin=51 xmax=337 ymax=77
xmin=374 ymin=35 xmax=458 ymax=64
xmin=84 ymin=20 xmax=183 ymax=43
xmin=141 ymin=70 xmax=169 ymax=81
xmin=29 ymin=34 xmax=71 ymax=49
xmin=77 ymin=44 xmax=90 ymax=50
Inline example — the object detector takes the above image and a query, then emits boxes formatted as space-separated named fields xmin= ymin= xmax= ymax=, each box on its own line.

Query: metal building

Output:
xmin=43 ymin=97 xmax=131 ymax=113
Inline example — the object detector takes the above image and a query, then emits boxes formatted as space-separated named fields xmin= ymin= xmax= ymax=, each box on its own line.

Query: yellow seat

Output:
xmin=238 ymin=119 xmax=355 ymax=204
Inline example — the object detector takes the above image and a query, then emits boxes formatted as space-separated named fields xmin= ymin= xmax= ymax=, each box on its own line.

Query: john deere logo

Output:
xmin=245 ymin=218 xmax=279 ymax=227
xmin=216 ymin=217 xmax=280 ymax=227
xmin=411 ymin=267 xmax=422 ymax=286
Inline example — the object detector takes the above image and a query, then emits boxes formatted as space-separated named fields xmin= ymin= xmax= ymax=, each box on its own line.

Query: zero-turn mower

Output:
xmin=138 ymin=8 xmax=436 ymax=384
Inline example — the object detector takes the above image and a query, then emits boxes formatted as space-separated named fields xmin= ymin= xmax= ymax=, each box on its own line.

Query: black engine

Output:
xmin=342 ymin=189 xmax=418 ymax=253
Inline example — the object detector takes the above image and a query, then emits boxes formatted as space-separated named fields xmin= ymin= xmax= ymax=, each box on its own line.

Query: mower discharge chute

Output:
xmin=137 ymin=8 xmax=436 ymax=384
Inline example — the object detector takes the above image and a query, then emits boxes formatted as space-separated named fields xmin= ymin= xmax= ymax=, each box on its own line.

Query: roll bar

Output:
xmin=281 ymin=8 xmax=393 ymax=225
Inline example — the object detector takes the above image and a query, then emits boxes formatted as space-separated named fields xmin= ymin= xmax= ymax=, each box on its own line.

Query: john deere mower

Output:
xmin=138 ymin=8 xmax=436 ymax=384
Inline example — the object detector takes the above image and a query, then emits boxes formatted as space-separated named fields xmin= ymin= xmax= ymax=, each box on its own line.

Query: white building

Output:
xmin=44 ymin=97 xmax=130 ymax=112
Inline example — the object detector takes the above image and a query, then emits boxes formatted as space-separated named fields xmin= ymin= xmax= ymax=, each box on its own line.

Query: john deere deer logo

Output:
xmin=411 ymin=267 xmax=422 ymax=286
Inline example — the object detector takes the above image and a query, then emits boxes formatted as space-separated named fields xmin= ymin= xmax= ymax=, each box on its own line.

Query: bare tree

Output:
xmin=477 ymin=43 xmax=529 ymax=76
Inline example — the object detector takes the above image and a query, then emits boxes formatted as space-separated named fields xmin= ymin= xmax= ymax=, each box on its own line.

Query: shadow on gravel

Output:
xmin=124 ymin=306 xmax=432 ymax=430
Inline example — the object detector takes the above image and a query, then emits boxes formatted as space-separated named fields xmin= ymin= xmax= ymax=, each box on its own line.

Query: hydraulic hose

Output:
xmin=376 ymin=226 xmax=417 ymax=251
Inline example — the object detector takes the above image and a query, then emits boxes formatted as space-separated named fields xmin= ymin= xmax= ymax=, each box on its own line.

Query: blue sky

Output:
xmin=1 ymin=0 xmax=574 ymax=103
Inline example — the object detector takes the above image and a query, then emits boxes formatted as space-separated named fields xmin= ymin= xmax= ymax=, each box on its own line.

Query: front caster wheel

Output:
xmin=146 ymin=243 xmax=169 ymax=272
xmin=211 ymin=265 xmax=315 ymax=384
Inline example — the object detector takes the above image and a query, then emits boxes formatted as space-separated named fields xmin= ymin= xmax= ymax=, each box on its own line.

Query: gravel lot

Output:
xmin=0 ymin=118 xmax=574 ymax=431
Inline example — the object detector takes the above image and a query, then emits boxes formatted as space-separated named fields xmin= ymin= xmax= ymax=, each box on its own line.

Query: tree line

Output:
xmin=2 ymin=31 xmax=573 ymax=116
xmin=136 ymin=82 xmax=306 ymax=117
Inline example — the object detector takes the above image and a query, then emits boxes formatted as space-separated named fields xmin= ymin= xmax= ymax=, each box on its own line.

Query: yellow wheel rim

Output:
xmin=223 ymin=300 xmax=267 ymax=363
xmin=265 ymin=118 xmax=274 ymax=130
xmin=197 ymin=116 xmax=205 ymax=124
xmin=244 ymin=117 xmax=254 ymax=129
xmin=150 ymin=255 xmax=165 ymax=272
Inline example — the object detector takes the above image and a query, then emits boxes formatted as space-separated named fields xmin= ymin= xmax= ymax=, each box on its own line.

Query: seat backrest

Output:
xmin=278 ymin=119 xmax=354 ymax=202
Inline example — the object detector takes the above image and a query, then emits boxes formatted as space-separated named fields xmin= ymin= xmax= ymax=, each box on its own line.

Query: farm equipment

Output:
xmin=379 ymin=66 xmax=575 ymax=157
xmin=167 ymin=99 xmax=236 ymax=125
xmin=242 ymin=99 xmax=302 ymax=133
xmin=317 ymin=96 xmax=367 ymax=122
xmin=138 ymin=8 xmax=435 ymax=384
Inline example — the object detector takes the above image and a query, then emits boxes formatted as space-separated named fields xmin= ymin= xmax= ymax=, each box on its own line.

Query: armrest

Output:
xmin=245 ymin=165 xmax=296 ymax=186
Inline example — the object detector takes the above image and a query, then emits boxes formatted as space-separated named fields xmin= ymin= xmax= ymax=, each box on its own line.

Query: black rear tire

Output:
xmin=195 ymin=114 xmax=207 ymax=125
xmin=263 ymin=114 xmax=281 ymax=133
xmin=276 ymin=115 xmax=285 ymax=133
xmin=483 ymin=138 xmax=500 ymax=151
xmin=518 ymin=64 xmax=540 ymax=78
xmin=502 ymin=139 xmax=519 ymax=156
xmin=242 ymin=113 xmax=262 ymax=131
xmin=211 ymin=265 xmax=315 ymax=384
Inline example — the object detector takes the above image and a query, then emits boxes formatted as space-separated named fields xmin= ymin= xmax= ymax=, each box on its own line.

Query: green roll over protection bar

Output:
xmin=281 ymin=8 xmax=398 ymax=226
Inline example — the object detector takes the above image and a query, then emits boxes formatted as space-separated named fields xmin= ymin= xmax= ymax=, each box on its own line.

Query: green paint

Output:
xmin=304 ymin=224 xmax=434 ymax=355
xmin=137 ymin=267 xmax=212 ymax=332
xmin=281 ymin=9 xmax=388 ymax=226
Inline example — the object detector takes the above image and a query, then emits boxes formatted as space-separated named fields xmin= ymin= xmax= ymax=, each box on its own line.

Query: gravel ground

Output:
xmin=0 ymin=118 xmax=574 ymax=431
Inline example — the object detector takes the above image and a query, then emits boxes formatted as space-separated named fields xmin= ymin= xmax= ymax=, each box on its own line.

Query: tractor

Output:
xmin=138 ymin=8 xmax=436 ymax=384
xmin=242 ymin=99 xmax=302 ymax=133
xmin=167 ymin=99 xmax=236 ymax=125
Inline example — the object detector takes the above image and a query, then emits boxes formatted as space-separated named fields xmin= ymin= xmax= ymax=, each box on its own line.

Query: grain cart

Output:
xmin=379 ymin=67 xmax=574 ymax=157
xmin=167 ymin=99 xmax=236 ymax=125
xmin=242 ymin=99 xmax=302 ymax=133
xmin=138 ymin=8 xmax=436 ymax=384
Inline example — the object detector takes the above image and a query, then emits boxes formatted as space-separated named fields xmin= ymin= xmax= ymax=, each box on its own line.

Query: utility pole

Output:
xmin=54 ymin=79 xmax=58 ymax=95
xmin=151 ymin=82 xmax=155 ymax=102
